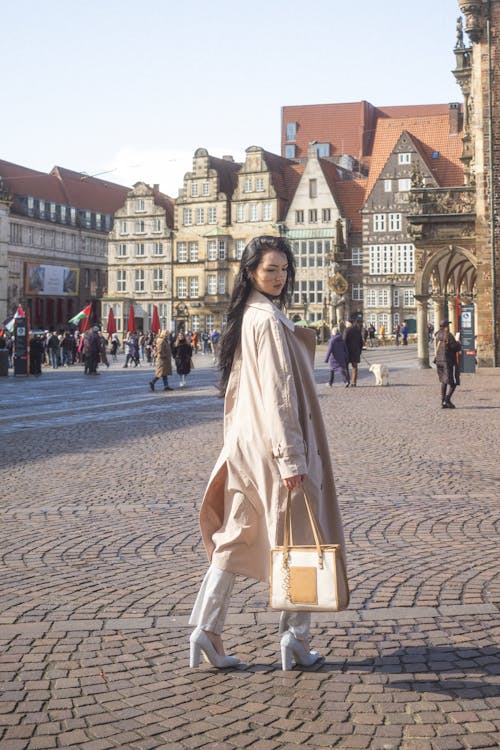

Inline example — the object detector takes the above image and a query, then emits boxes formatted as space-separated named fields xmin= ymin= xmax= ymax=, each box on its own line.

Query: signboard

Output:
xmin=459 ymin=303 xmax=476 ymax=373
xmin=25 ymin=263 xmax=79 ymax=296
xmin=14 ymin=316 xmax=29 ymax=376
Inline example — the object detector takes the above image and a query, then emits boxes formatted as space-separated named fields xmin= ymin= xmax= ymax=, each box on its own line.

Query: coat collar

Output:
xmin=246 ymin=289 xmax=295 ymax=331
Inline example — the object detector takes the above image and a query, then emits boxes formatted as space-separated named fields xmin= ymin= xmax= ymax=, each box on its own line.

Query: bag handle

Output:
xmin=283 ymin=489 xmax=326 ymax=568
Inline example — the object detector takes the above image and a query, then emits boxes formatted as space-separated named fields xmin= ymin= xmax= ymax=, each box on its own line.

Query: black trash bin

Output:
xmin=0 ymin=349 xmax=9 ymax=376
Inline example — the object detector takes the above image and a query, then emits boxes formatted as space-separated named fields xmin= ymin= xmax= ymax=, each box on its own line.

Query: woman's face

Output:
xmin=251 ymin=249 xmax=288 ymax=297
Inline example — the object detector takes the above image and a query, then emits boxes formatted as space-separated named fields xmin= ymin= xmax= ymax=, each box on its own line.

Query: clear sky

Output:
xmin=3 ymin=0 xmax=463 ymax=196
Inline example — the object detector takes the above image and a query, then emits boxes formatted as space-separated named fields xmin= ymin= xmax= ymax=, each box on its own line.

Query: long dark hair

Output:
xmin=218 ymin=235 xmax=296 ymax=396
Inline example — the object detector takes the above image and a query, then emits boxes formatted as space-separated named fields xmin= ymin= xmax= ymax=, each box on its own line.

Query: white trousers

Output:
xmin=189 ymin=564 xmax=311 ymax=641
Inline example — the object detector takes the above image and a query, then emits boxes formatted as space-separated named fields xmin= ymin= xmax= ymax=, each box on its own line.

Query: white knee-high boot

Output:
xmin=279 ymin=611 xmax=321 ymax=671
xmin=189 ymin=565 xmax=239 ymax=668
xmin=189 ymin=564 xmax=235 ymax=635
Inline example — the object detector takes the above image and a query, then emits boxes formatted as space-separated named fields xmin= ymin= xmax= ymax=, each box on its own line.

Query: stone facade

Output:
xmin=104 ymin=182 xmax=173 ymax=333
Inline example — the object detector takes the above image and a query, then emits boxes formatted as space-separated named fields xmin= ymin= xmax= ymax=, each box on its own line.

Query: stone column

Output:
xmin=448 ymin=297 xmax=458 ymax=333
xmin=415 ymin=294 xmax=431 ymax=368
xmin=433 ymin=295 xmax=445 ymax=328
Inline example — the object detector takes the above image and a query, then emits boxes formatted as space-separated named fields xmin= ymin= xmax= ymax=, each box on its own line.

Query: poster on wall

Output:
xmin=25 ymin=263 xmax=79 ymax=296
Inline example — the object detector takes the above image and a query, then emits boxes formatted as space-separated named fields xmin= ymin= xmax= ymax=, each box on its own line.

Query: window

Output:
xmin=393 ymin=312 xmax=400 ymax=326
xmin=183 ymin=208 xmax=192 ymax=226
xmin=119 ymin=220 xmax=128 ymax=234
xmin=398 ymin=179 xmax=411 ymax=192
xmin=314 ymin=143 xmax=330 ymax=158
xmin=189 ymin=277 xmax=199 ymax=297
xmin=369 ymin=245 xmax=394 ymax=274
xmin=285 ymin=145 xmax=296 ymax=159
xmin=235 ymin=239 xmax=245 ymax=260
xmin=218 ymin=274 xmax=226 ymax=294
xmin=195 ymin=207 xmax=205 ymax=225
xmin=389 ymin=213 xmax=402 ymax=231
xmin=351 ymin=247 xmax=363 ymax=265
xmin=135 ymin=269 xmax=145 ymax=292
xmin=117 ymin=269 xmax=126 ymax=292
xmin=208 ymin=207 xmax=216 ymax=224
xmin=177 ymin=278 xmax=187 ymax=298
xmin=384 ymin=179 xmax=392 ymax=192
xmin=70 ymin=208 xmax=76 ymax=225
xmin=366 ymin=289 xmax=377 ymax=307
xmin=295 ymin=210 xmax=304 ymax=224
xmin=322 ymin=208 xmax=331 ymax=222
xmin=244 ymin=178 xmax=252 ymax=193
xmin=191 ymin=315 xmax=200 ymax=332
xmin=136 ymin=199 xmax=146 ymax=212
xmin=207 ymin=274 xmax=217 ymax=294
xmin=206 ymin=314 xmax=214 ymax=331
xmin=9 ymin=223 xmax=22 ymax=244
xmin=256 ymin=178 xmax=265 ymax=192
xmin=153 ymin=242 xmax=163 ymax=255
xmin=250 ymin=204 xmax=259 ymax=222
xmin=153 ymin=268 xmax=163 ymax=291
xmin=135 ymin=220 xmax=145 ymax=233
xmin=398 ymin=153 xmax=412 ymax=164
xmin=27 ymin=196 xmax=34 ymax=216
xmin=373 ymin=214 xmax=386 ymax=232
xmin=378 ymin=289 xmax=389 ymax=306
xmin=177 ymin=242 xmax=187 ymax=262
xmin=117 ymin=243 xmax=127 ymax=257
xmin=263 ymin=203 xmax=272 ymax=221
xmin=191 ymin=183 xmax=198 ymax=197
xmin=50 ymin=202 xmax=57 ymax=221
xmin=135 ymin=243 xmax=145 ymax=256
xmin=218 ymin=240 xmax=227 ymax=260
xmin=309 ymin=209 xmax=318 ymax=223
xmin=202 ymin=182 xmax=209 ymax=196
xmin=286 ymin=122 xmax=297 ymax=141
xmin=207 ymin=240 xmax=217 ymax=260
xmin=403 ymin=289 xmax=415 ymax=307
xmin=393 ymin=289 xmax=400 ymax=307
xmin=189 ymin=242 xmax=199 ymax=262
xmin=352 ymin=284 xmax=363 ymax=301
xmin=378 ymin=313 xmax=389 ymax=330
xmin=153 ymin=218 xmax=162 ymax=232
xmin=396 ymin=244 xmax=415 ymax=274
xmin=236 ymin=204 xmax=245 ymax=222
xmin=309 ymin=179 xmax=317 ymax=199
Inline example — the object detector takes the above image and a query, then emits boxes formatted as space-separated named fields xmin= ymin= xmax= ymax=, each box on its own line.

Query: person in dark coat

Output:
xmin=434 ymin=319 xmax=462 ymax=408
xmin=344 ymin=321 xmax=364 ymax=387
xmin=325 ymin=327 xmax=350 ymax=387
xmin=29 ymin=335 xmax=44 ymax=376
xmin=86 ymin=326 xmax=102 ymax=375
xmin=171 ymin=331 xmax=193 ymax=388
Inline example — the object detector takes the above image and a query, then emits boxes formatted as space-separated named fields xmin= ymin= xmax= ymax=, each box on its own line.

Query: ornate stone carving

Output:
xmin=457 ymin=2 xmax=485 ymax=43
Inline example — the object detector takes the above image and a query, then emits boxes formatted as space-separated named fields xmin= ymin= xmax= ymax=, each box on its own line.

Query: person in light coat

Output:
xmin=189 ymin=235 xmax=347 ymax=671
xmin=149 ymin=331 xmax=173 ymax=391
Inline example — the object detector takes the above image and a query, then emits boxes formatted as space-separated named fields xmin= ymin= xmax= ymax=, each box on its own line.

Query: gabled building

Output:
xmin=173 ymin=148 xmax=240 ymax=333
xmin=0 ymin=159 xmax=129 ymax=328
xmin=104 ymin=182 xmax=174 ymax=334
xmin=361 ymin=108 xmax=463 ymax=336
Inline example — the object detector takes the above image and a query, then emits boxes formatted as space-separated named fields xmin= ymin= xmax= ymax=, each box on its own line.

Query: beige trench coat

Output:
xmin=199 ymin=289 xmax=346 ymax=583
xmin=154 ymin=334 xmax=173 ymax=378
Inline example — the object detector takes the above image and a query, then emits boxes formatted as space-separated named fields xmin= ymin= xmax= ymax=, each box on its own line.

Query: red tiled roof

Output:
xmin=208 ymin=155 xmax=241 ymax=197
xmin=281 ymin=101 xmax=454 ymax=163
xmin=0 ymin=159 xmax=130 ymax=214
xmin=314 ymin=159 xmax=366 ymax=232
xmin=51 ymin=166 xmax=130 ymax=213
xmin=364 ymin=115 xmax=464 ymax=200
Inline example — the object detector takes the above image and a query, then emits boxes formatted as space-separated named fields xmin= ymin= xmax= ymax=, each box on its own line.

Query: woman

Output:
xmin=189 ymin=235 xmax=347 ymax=671
xmin=149 ymin=330 xmax=173 ymax=391
xmin=434 ymin=319 xmax=461 ymax=408
xmin=171 ymin=331 xmax=193 ymax=388
xmin=325 ymin=327 xmax=350 ymax=387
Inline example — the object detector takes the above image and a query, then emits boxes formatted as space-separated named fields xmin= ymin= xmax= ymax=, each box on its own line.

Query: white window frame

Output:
xmin=235 ymin=239 xmax=245 ymax=260
xmin=189 ymin=242 xmax=199 ymax=262
xmin=183 ymin=208 xmax=192 ymax=226
xmin=218 ymin=274 xmax=226 ymax=294
xmin=191 ymin=183 xmax=198 ymax=197
xmin=396 ymin=244 xmax=415 ymax=274
xmin=389 ymin=213 xmax=402 ymax=232
xmin=177 ymin=278 xmax=187 ymax=298
xmin=135 ymin=242 xmax=145 ymax=256
xmin=373 ymin=213 xmax=386 ymax=232
xmin=255 ymin=177 xmax=265 ymax=192
xmin=403 ymin=289 xmax=415 ymax=307
xmin=207 ymin=240 xmax=217 ymax=261
xmin=384 ymin=179 xmax=392 ymax=192
xmin=202 ymin=182 xmax=209 ymax=196
xmin=398 ymin=179 xmax=411 ymax=192
xmin=208 ymin=207 xmax=217 ymax=224
xmin=398 ymin=153 xmax=412 ymax=164
xmin=243 ymin=177 xmax=252 ymax=193
xmin=195 ymin=207 xmax=205 ymax=225
xmin=153 ymin=268 xmax=163 ymax=291
xmin=189 ymin=277 xmax=199 ymax=298
xmin=135 ymin=269 xmax=145 ymax=292
xmin=207 ymin=274 xmax=217 ymax=294
xmin=366 ymin=289 xmax=377 ymax=307
xmin=249 ymin=204 xmax=259 ymax=222
xmin=263 ymin=202 xmax=272 ymax=221
xmin=352 ymin=283 xmax=363 ymax=301
xmin=393 ymin=289 xmax=400 ymax=307
xmin=218 ymin=240 xmax=227 ymax=260
xmin=135 ymin=220 xmax=145 ymax=234
xmin=153 ymin=242 xmax=163 ymax=256
xmin=177 ymin=242 xmax=187 ymax=262
xmin=117 ymin=269 xmax=126 ymax=292
xmin=378 ymin=289 xmax=389 ymax=307
xmin=236 ymin=204 xmax=245 ymax=222
xmin=351 ymin=247 xmax=363 ymax=266
xmin=136 ymin=199 xmax=146 ymax=212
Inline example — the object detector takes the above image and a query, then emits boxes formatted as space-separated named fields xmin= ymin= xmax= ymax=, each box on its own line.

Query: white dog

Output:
xmin=369 ymin=363 xmax=390 ymax=386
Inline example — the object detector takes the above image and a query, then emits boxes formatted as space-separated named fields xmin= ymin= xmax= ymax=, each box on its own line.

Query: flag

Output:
xmin=4 ymin=305 xmax=25 ymax=333
xmin=150 ymin=305 xmax=160 ymax=334
xmin=69 ymin=304 xmax=92 ymax=326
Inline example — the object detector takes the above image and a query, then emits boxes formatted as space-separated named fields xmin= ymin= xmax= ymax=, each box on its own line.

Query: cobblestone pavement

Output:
xmin=0 ymin=347 xmax=499 ymax=750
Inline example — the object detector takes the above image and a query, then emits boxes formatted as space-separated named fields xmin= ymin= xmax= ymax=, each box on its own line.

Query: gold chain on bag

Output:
xmin=282 ymin=551 xmax=291 ymax=602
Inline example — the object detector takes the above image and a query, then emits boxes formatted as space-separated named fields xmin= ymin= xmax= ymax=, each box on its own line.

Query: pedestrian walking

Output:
xmin=123 ymin=332 xmax=140 ymax=367
xmin=86 ymin=326 xmax=102 ymax=375
xmin=367 ymin=323 xmax=376 ymax=347
xmin=171 ymin=331 xmax=193 ymax=388
xmin=325 ymin=327 xmax=350 ymax=387
xmin=401 ymin=321 xmax=409 ymax=346
xmin=189 ymin=235 xmax=347 ymax=671
xmin=149 ymin=330 xmax=174 ymax=391
xmin=110 ymin=333 xmax=120 ymax=361
xmin=47 ymin=331 xmax=60 ymax=368
xmin=393 ymin=323 xmax=401 ymax=346
xmin=434 ymin=319 xmax=461 ymax=409
xmin=344 ymin=321 xmax=363 ymax=387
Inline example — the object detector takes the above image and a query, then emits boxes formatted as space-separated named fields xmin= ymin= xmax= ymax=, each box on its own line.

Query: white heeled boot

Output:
xmin=279 ymin=611 xmax=321 ymax=670
xmin=189 ymin=565 xmax=240 ymax=668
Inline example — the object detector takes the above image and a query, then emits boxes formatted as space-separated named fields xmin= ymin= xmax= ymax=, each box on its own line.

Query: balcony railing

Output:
xmin=408 ymin=185 xmax=475 ymax=217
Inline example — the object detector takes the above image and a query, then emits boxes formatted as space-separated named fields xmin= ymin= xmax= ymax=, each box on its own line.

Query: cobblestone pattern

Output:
xmin=0 ymin=349 xmax=499 ymax=748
